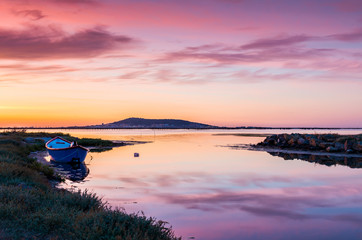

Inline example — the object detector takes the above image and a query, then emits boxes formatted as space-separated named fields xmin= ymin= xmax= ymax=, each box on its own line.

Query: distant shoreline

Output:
xmin=1 ymin=127 xmax=362 ymax=130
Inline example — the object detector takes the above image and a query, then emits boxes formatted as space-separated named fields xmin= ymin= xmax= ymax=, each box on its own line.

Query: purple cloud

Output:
xmin=10 ymin=0 xmax=98 ymax=4
xmin=161 ymin=32 xmax=355 ymax=67
xmin=12 ymin=9 xmax=46 ymax=20
xmin=156 ymin=190 xmax=330 ymax=220
xmin=329 ymin=29 xmax=362 ymax=42
xmin=54 ymin=0 xmax=97 ymax=3
xmin=118 ymin=70 xmax=150 ymax=80
xmin=0 ymin=26 xmax=136 ymax=59
xmin=240 ymin=35 xmax=313 ymax=50
xmin=0 ymin=63 xmax=78 ymax=72
xmin=239 ymin=205 xmax=309 ymax=220
xmin=331 ymin=0 xmax=362 ymax=12
xmin=231 ymin=69 xmax=298 ymax=83
xmin=215 ymin=0 xmax=245 ymax=3
xmin=164 ymin=45 xmax=331 ymax=64
xmin=156 ymin=187 xmax=362 ymax=223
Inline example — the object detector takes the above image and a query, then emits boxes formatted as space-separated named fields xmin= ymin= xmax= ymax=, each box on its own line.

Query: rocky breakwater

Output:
xmin=256 ymin=133 xmax=362 ymax=154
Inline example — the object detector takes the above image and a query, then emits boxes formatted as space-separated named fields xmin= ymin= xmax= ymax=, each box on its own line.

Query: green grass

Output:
xmin=0 ymin=130 xmax=179 ymax=240
xmin=1 ymin=129 xmax=70 ymax=138
xmin=64 ymin=137 xmax=114 ymax=147
xmin=1 ymin=129 xmax=115 ymax=147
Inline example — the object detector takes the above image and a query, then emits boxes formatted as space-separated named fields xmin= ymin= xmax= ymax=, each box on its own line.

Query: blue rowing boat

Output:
xmin=46 ymin=137 xmax=89 ymax=163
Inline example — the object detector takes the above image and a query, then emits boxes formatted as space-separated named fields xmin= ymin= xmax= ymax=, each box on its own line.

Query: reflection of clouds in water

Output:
xmin=56 ymin=131 xmax=362 ymax=240
xmin=155 ymin=184 xmax=362 ymax=224
xmin=152 ymin=172 xmax=215 ymax=188
xmin=231 ymin=174 xmax=301 ymax=187
xmin=239 ymin=205 xmax=309 ymax=220
xmin=91 ymin=171 xmax=216 ymax=188
xmin=90 ymin=170 xmax=362 ymax=224
xmin=331 ymin=215 xmax=362 ymax=224
xmin=118 ymin=177 xmax=150 ymax=187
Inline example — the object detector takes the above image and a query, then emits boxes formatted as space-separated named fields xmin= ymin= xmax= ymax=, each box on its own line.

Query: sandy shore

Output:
xmin=29 ymin=150 xmax=50 ymax=165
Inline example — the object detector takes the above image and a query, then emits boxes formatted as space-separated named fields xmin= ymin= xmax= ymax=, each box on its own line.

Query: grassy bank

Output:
xmin=2 ymin=130 xmax=116 ymax=147
xmin=0 ymin=130 xmax=179 ymax=240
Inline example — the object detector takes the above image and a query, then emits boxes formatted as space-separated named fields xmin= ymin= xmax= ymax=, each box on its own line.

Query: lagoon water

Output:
xmin=34 ymin=129 xmax=362 ymax=240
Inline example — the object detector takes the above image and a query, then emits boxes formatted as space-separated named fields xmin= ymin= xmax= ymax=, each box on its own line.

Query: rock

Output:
xmin=291 ymin=133 xmax=301 ymax=138
xmin=304 ymin=134 xmax=315 ymax=141
xmin=321 ymin=134 xmax=337 ymax=142
xmin=258 ymin=134 xmax=361 ymax=154
xmin=283 ymin=134 xmax=289 ymax=140
xmin=326 ymin=146 xmax=338 ymax=152
xmin=346 ymin=149 xmax=354 ymax=154
xmin=277 ymin=135 xmax=287 ymax=146
xmin=318 ymin=142 xmax=327 ymax=149
xmin=334 ymin=142 xmax=344 ymax=151
xmin=277 ymin=135 xmax=285 ymax=142
xmin=270 ymin=135 xmax=277 ymax=140
xmin=297 ymin=138 xmax=306 ymax=145
xmin=318 ymin=142 xmax=333 ymax=149
xmin=344 ymin=140 xmax=355 ymax=151
xmin=309 ymin=138 xmax=320 ymax=147
xmin=264 ymin=135 xmax=277 ymax=145
xmin=265 ymin=138 xmax=276 ymax=145
xmin=352 ymin=141 xmax=362 ymax=152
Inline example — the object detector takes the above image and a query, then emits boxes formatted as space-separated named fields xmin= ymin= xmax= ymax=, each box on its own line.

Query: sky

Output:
xmin=0 ymin=0 xmax=361 ymax=128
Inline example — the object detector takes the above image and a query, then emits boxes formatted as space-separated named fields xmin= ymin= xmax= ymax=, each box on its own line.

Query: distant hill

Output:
xmin=86 ymin=118 xmax=217 ymax=129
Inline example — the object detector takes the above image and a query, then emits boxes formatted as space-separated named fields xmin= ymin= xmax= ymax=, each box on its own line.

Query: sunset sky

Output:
xmin=0 ymin=0 xmax=361 ymax=127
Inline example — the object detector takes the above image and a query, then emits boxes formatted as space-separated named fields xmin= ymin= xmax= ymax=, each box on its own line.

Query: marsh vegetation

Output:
xmin=0 ymin=130 xmax=179 ymax=240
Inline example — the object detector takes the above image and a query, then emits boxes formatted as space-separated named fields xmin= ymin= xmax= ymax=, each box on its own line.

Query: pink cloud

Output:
xmin=0 ymin=63 xmax=78 ymax=72
xmin=12 ymin=9 xmax=46 ymax=20
xmin=53 ymin=0 xmax=97 ymax=4
xmin=164 ymin=44 xmax=331 ymax=65
xmin=329 ymin=29 xmax=362 ymax=41
xmin=0 ymin=25 xmax=136 ymax=59
xmin=331 ymin=0 xmax=362 ymax=12
xmin=240 ymin=35 xmax=313 ymax=50
xmin=8 ymin=0 xmax=98 ymax=4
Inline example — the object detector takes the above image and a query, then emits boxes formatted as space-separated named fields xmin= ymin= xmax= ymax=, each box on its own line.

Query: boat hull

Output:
xmin=47 ymin=146 xmax=88 ymax=163
xmin=46 ymin=137 xmax=89 ymax=163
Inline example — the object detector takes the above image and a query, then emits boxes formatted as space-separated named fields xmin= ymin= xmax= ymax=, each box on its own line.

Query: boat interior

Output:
xmin=47 ymin=138 xmax=71 ymax=149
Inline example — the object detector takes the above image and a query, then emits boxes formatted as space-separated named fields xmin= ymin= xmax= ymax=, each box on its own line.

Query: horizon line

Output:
xmin=1 ymin=126 xmax=361 ymax=130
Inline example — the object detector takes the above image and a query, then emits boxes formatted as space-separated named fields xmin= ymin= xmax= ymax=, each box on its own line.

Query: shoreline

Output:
xmin=0 ymin=131 xmax=178 ymax=239
xmin=226 ymin=144 xmax=362 ymax=158
xmin=29 ymin=139 xmax=150 ymax=182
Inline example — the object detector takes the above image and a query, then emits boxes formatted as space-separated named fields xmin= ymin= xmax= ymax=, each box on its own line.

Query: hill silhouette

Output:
xmin=87 ymin=118 xmax=217 ymax=129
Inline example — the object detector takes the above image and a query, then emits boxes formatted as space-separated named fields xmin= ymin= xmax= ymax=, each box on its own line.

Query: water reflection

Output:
xmin=268 ymin=151 xmax=362 ymax=169
xmin=47 ymin=130 xmax=362 ymax=240
xmin=51 ymin=161 xmax=89 ymax=182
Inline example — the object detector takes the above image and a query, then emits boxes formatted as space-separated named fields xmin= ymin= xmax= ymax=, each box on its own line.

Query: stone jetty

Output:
xmin=256 ymin=133 xmax=362 ymax=154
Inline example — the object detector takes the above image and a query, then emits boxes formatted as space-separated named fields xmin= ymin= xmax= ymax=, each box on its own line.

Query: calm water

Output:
xmin=33 ymin=129 xmax=362 ymax=240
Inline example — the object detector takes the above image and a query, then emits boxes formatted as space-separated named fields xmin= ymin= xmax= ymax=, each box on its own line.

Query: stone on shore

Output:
xmin=256 ymin=133 xmax=362 ymax=154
